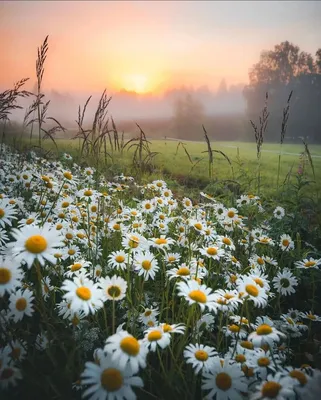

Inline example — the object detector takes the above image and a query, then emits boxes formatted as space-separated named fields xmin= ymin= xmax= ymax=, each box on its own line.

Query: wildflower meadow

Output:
xmin=0 ymin=141 xmax=321 ymax=400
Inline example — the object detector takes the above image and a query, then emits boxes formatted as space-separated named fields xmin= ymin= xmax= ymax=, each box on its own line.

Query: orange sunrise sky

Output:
xmin=1 ymin=1 xmax=321 ymax=95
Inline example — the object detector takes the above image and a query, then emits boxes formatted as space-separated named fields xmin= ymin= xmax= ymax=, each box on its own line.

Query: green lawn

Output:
xmin=7 ymin=136 xmax=321 ymax=197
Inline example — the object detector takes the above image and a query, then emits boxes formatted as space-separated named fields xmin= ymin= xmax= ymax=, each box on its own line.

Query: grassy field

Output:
xmin=10 ymin=135 xmax=320 ymax=199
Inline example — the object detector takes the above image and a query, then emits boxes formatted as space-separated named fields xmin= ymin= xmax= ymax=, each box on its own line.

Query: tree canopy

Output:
xmin=243 ymin=41 xmax=321 ymax=142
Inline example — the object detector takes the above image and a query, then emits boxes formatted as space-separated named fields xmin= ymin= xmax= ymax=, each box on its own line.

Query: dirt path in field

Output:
xmin=161 ymin=137 xmax=321 ymax=159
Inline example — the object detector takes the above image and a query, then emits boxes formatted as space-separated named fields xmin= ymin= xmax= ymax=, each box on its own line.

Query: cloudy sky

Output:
xmin=1 ymin=1 xmax=321 ymax=95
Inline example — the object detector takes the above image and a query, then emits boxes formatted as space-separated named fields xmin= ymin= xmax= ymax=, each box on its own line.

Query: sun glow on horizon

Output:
xmin=122 ymin=74 xmax=149 ymax=93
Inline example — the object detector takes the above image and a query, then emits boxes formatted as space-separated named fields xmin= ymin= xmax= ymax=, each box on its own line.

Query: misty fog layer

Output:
xmin=8 ymin=84 xmax=246 ymax=128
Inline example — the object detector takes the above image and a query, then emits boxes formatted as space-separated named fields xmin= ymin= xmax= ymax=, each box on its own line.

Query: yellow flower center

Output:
xmin=189 ymin=290 xmax=207 ymax=303
xmin=282 ymin=239 xmax=290 ymax=247
xmin=254 ymin=278 xmax=264 ymax=288
xmin=147 ymin=320 xmax=155 ymax=327
xmin=84 ymin=190 xmax=93 ymax=196
xmin=207 ymin=247 xmax=217 ymax=256
xmin=144 ymin=310 xmax=152 ymax=316
xmin=63 ymin=172 xmax=72 ymax=180
xmin=107 ymin=285 xmax=121 ymax=298
xmin=25 ymin=235 xmax=47 ymax=254
xmin=245 ymin=284 xmax=259 ymax=297
xmin=257 ymin=257 xmax=264 ymax=265
xmin=62 ymin=201 xmax=70 ymax=208
xmin=71 ymin=263 xmax=82 ymax=272
xmin=76 ymin=287 xmax=91 ymax=301
xmin=91 ymin=206 xmax=97 ymax=212
xmin=289 ymin=370 xmax=307 ymax=385
xmin=304 ymin=261 xmax=316 ymax=268
xmin=120 ymin=337 xmax=140 ymax=356
xmin=66 ymin=233 xmax=73 ymax=240
xmin=100 ymin=368 xmax=123 ymax=392
xmin=162 ymin=324 xmax=172 ymax=332
xmin=258 ymin=357 xmax=270 ymax=367
xmin=256 ymin=324 xmax=273 ymax=335
xmin=0 ymin=268 xmax=11 ymax=284
xmin=224 ymin=293 xmax=234 ymax=300
xmin=242 ymin=365 xmax=255 ymax=377
xmin=222 ymin=237 xmax=231 ymax=245
xmin=147 ymin=330 xmax=162 ymax=341
xmin=155 ymin=238 xmax=167 ymax=245
xmin=262 ymin=382 xmax=281 ymax=398
xmin=58 ymin=213 xmax=65 ymax=219
xmin=229 ymin=324 xmax=240 ymax=333
xmin=56 ymin=224 xmax=63 ymax=230
xmin=177 ymin=267 xmax=190 ymax=276
xmin=115 ymin=255 xmax=125 ymax=263
xmin=227 ymin=211 xmax=235 ymax=218
xmin=195 ymin=350 xmax=208 ymax=361
xmin=194 ymin=223 xmax=203 ymax=231
xmin=142 ymin=260 xmax=152 ymax=270
xmin=168 ymin=256 xmax=176 ymax=263
xmin=77 ymin=233 xmax=85 ymax=239
xmin=215 ymin=372 xmax=232 ymax=391
xmin=26 ymin=218 xmax=34 ymax=225
xmin=16 ymin=298 xmax=27 ymax=311
xmin=129 ymin=236 xmax=139 ymax=248
xmin=41 ymin=175 xmax=50 ymax=182
xmin=145 ymin=203 xmax=151 ymax=209
xmin=235 ymin=354 xmax=246 ymax=363
xmin=68 ymin=249 xmax=76 ymax=255
xmin=240 ymin=341 xmax=254 ymax=350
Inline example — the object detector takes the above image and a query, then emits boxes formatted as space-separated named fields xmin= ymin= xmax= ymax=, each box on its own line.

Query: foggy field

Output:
xmin=23 ymin=137 xmax=321 ymax=196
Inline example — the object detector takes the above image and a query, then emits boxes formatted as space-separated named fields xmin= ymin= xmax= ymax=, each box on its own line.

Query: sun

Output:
xmin=123 ymin=74 xmax=149 ymax=93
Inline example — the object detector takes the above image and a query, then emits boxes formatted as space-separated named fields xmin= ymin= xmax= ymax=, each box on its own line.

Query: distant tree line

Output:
xmin=172 ymin=41 xmax=321 ymax=143
xmin=243 ymin=41 xmax=321 ymax=143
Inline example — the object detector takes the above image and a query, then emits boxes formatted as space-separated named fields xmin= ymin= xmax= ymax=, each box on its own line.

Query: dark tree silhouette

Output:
xmin=243 ymin=41 xmax=321 ymax=143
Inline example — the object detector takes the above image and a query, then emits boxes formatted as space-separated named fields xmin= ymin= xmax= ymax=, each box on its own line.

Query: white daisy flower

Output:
xmin=104 ymin=330 xmax=148 ymax=373
xmin=134 ymin=251 xmax=159 ymax=281
xmin=202 ymin=356 xmax=247 ymax=400
xmin=199 ymin=244 xmax=225 ymax=261
xmin=273 ymin=206 xmax=285 ymax=219
xmin=0 ymin=200 xmax=17 ymax=228
xmin=300 ymin=311 xmax=321 ymax=322
xmin=273 ymin=269 xmax=298 ymax=296
xmin=0 ymin=364 xmax=22 ymax=390
xmin=143 ymin=326 xmax=171 ymax=352
xmin=5 ymin=339 xmax=28 ymax=363
xmin=8 ymin=288 xmax=34 ymax=322
xmin=81 ymin=350 xmax=143 ymax=400
xmin=160 ymin=322 xmax=185 ymax=335
xmin=99 ymin=275 xmax=127 ymax=302
xmin=139 ymin=307 xmax=159 ymax=325
xmin=279 ymin=234 xmax=294 ymax=251
xmin=61 ymin=275 xmax=104 ymax=315
xmin=248 ymin=317 xmax=285 ymax=348
xmin=108 ymin=250 xmax=128 ymax=271
xmin=150 ymin=235 xmax=175 ymax=250
xmin=9 ymin=224 xmax=64 ymax=268
xmin=248 ymin=348 xmax=281 ymax=380
xmin=184 ymin=343 xmax=217 ymax=374
xmin=237 ymin=276 xmax=268 ymax=308
xmin=177 ymin=279 xmax=218 ymax=312
xmin=250 ymin=372 xmax=296 ymax=400
xmin=0 ymin=256 xmax=23 ymax=296
xmin=295 ymin=257 xmax=321 ymax=270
